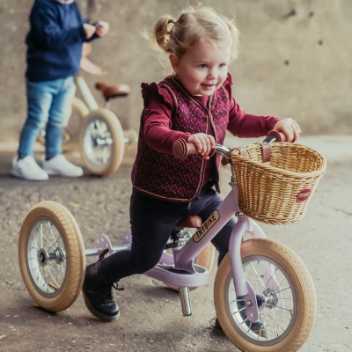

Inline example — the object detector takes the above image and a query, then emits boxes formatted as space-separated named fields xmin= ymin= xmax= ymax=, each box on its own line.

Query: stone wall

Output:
xmin=0 ymin=0 xmax=351 ymax=135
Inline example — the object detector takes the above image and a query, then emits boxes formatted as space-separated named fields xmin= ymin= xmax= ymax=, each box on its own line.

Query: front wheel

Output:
xmin=18 ymin=201 xmax=85 ymax=312
xmin=79 ymin=108 xmax=125 ymax=176
xmin=214 ymin=239 xmax=316 ymax=352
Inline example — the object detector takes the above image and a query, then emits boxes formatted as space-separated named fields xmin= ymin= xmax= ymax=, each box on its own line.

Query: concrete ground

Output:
xmin=0 ymin=134 xmax=351 ymax=351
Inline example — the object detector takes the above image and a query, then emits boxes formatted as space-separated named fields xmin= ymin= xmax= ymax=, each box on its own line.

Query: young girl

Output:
xmin=83 ymin=7 xmax=301 ymax=324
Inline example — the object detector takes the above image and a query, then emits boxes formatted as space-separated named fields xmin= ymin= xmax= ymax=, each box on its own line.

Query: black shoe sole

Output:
xmin=83 ymin=293 xmax=120 ymax=322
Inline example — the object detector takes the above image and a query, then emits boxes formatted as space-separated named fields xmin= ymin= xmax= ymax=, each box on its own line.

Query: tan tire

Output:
xmin=195 ymin=244 xmax=216 ymax=270
xmin=18 ymin=201 xmax=85 ymax=312
xmin=79 ymin=108 xmax=125 ymax=176
xmin=214 ymin=239 xmax=316 ymax=352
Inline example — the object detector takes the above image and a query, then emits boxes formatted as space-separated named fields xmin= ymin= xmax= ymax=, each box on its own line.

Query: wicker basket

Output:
xmin=230 ymin=142 xmax=327 ymax=224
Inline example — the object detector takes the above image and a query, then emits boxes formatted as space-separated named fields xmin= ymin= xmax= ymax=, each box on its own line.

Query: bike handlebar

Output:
xmin=187 ymin=131 xmax=281 ymax=159
xmin=215 ymin=144 xmax=231 ymax=157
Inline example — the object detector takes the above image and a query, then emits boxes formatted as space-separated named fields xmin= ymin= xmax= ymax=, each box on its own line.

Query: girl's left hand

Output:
xmin=95 ymin=21 xmax=110 ymax=37
xmin=272 ymin=118 xmax=302 ymax=142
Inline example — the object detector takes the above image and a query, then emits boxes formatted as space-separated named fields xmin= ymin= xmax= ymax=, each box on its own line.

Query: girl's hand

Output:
xmin=95 ymin=21 xmax=110 ymax=37
xmin=83 ymin=23 xmax=96 ymax=39
xmin=272 ymin=118 xmax=302 ymax=142
xmin=187 ymin=133 xmax=216 ymax=159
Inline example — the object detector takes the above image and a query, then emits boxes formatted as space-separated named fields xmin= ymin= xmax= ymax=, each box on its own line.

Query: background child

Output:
xmin=11 ymin=0 xmax=109 ymax=181
xmin=82 ymin=6 xmax=301 ymax=325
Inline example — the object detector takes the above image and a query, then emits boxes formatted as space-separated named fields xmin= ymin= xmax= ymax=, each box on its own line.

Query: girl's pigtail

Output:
xmin=154 ymin=15 xmax=176 ymax=53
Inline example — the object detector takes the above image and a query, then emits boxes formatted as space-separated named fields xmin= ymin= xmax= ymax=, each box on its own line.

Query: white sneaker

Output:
xmin=11 ymin=156 xmax=49 ymax=181
xmin=43 ymin=154 xmax=83 ymax=177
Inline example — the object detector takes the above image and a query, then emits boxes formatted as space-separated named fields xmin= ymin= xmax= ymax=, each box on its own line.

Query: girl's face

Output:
xmin=170 ymin=38 xmax=232 ymax=96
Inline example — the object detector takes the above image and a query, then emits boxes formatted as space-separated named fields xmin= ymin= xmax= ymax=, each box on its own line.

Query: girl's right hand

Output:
xmin=83 ymin=23 xmax=96 ymax=39
xmin=187 ymin=133 xmax=216 ymax=159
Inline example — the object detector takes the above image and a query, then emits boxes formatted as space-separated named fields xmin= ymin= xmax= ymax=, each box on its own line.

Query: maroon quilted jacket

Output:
xmin=132 ymin=74 xmax=279 ymax=202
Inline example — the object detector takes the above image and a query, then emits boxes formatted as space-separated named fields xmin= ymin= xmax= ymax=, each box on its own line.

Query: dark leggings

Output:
xmin=99 ymin=187 xmax=235 ymax=285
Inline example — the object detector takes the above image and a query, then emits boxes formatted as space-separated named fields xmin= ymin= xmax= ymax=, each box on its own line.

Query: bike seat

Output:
xmin=178 ymin=215 xmax=202 ymax=228
xmin=95 ymin=81 xmax=130 ymax=101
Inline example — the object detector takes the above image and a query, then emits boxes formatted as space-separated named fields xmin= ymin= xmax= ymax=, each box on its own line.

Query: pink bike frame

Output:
xmin=147 ymin=185 xmax=266 ymax=295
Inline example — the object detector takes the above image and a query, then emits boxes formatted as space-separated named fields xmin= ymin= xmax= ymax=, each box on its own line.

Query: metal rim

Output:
xmin=27 ymin=220 xmax=68 ymax=297
xmin=225 ymin=255 xmax=297 ymax=346
xmin=83 ymin=118 xmax=113 ymax=167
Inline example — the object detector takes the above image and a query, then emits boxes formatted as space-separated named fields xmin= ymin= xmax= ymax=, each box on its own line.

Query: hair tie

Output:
xmin=167 ymin=19 xmax=175 ymax=32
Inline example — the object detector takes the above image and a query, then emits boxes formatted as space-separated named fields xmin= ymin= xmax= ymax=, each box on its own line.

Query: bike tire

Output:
xmin=18 ymin=201 xmax=85 ymax=312
xmin=79 ymin=108 xmax=125 ymax=176
xmin=214 ymin=238 xmax=316 ymax=352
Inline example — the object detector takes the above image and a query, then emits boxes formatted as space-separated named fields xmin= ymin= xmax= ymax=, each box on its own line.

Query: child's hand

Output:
xmin=95 ymin=21 xmax=110 ymax=37
xmin=272 ymin=118 xmax=302 ymax=142
xmin=83 ymin=23 xmax=96 ymax=39
xmin=187 ymin=133 xmax=216 ymax=159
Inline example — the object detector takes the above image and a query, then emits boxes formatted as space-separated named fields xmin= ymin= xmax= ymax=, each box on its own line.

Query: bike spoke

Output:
xmin=249 ymin=261 xmax=266 ymax=289
xmin=231 ymin=305 xmax=247 ymax=315
xmin=45 ymin=267 xmax=61 ymax=291
xmin=227 ymin=255 xmax=296 ymax=344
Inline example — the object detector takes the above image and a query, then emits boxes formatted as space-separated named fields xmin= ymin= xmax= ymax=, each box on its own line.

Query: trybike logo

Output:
xmin=192 ymin=210 xmax=220 ymax=243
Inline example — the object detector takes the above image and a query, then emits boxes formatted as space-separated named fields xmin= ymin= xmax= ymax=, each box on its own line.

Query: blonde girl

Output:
xmin=82 ymin=7 xmax=301 ymax=328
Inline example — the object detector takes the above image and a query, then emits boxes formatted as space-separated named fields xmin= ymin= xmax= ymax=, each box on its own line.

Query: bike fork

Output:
xmin=228 ymin=216 xmax=260 ymax=322
xmin=229 ymin=215 xmax=250 ymax=296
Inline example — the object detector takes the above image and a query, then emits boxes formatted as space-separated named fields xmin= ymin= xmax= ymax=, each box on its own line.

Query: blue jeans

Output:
xmin=18 ymin=77 xmax=75 ymax=160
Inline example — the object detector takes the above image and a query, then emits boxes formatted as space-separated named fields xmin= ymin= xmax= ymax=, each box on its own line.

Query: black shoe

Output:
xmin=82 ymin=263 xmax=120 ymax=322
xmin=212 ymin=318 xmax=226 ymax=338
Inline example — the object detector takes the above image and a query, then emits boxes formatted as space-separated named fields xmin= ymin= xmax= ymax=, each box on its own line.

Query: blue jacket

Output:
xmin=26 ymin=0 xmax=86 ymax=81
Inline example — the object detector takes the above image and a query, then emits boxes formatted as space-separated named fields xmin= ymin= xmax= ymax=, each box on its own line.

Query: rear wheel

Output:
xmin=18 ymin=201 xmax=85 ymax=312
xmin=214 ymin=239 xmax=316 ymax=352
xmin=79 ymin=108 xmax=125 ymax=176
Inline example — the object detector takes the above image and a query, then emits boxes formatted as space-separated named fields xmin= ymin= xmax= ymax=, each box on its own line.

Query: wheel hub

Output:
xmin=38 ymin=249 xmax=47 ymax=265
xmin=263 ymin=288 xmax=279 ymax=308
xmin=37 ymin=247 xmax=65 ymax=265
xmin=92 ymin=136 xmax=112 ymax=147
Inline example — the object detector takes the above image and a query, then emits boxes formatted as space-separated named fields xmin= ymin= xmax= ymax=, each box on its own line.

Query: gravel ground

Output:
xmin=0 ymin=147 xmax=351 ymax=352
